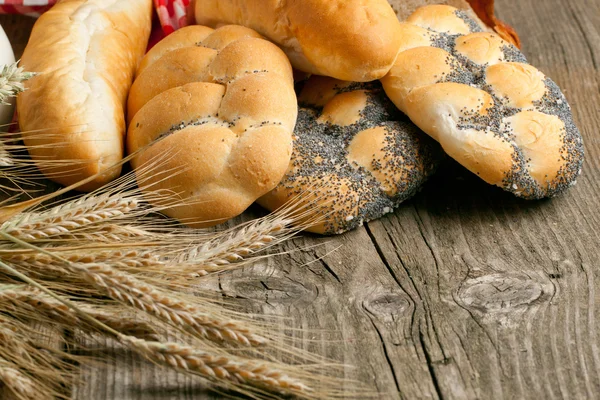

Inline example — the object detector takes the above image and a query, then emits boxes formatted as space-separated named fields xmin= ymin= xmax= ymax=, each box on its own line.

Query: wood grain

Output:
xmin=1 ymin=0 xmax=600 ymax=398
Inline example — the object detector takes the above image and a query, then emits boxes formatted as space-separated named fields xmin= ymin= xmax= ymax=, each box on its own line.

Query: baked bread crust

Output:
xmin=258 ymin=77 xmax=442 ymax=235
xmin=381 ymin=5 xmax=584 ymax=199
xmin=194 ymin=0 xmax=403 ymax=82
xmin=127 ymin=25 xmax=297 ymax=228
xmin=17 ymin=0 xmax=153 ymax=191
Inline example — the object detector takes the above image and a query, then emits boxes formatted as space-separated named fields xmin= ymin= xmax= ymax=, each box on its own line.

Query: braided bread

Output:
xmin=381 ymin=5 xmax=584 ymax=199
xmin=126 ymin=25 xmax=297 ymax=228
xmin=258 ymin=77 xmax=442 ymax=235
xmin=194 ymin=0 xmax=403 ymax=82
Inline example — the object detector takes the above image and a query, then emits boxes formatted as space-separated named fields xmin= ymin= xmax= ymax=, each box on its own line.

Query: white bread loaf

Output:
xmin=17 ymin=0 xmax=153 ymax=191
xmin=258 ymin=77 xmax=442 ymax=235
xmin=127 ymin=25 xmax=297 ymax=228
xmin=194 ymin=0 xmax=404 ymax=82
xmin=381 ymin=5 xmax=584 ymax=199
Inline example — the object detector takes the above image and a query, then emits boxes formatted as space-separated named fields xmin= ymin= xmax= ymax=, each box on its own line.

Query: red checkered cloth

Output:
xmin=153 ymin=0 xmax=191 ymax=34
xmin=0 ymin=0 xmax=192 ymax=35
xmin=0 ymin=0 xmax=56 ymax=17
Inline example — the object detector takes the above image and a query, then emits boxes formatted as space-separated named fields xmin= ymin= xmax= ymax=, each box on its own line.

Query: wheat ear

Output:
xmin=122 ymin=336 xmax=310 ymax=397
xmin=0 ymin=360 xmax=37 ymax=400
xmin=0 ymin=62 xmax=35 ymax=106
xmin=62 ymin=262 xmax=267 ymax=346
xmin=2 ymin=248 xmax=163 ymax=274
xmin=0 ymin=285 xmax=159 ymax=340
xmin=184 ymin=217 xmax=291 ymax=269
xmin=1 ymin=194 xmax=139 ymax=241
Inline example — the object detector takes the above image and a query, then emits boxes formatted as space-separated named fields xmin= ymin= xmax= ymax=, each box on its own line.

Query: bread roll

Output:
xmin=127 ymin=25 xmax=297 ymax=228
xmin=389 ymin=0 xmax=520 ymax=47
xmin=381 ymin=5 xmax=584 ymax=199
xmin=194 ymin=0 xmax=403 ymax=82
xmin=258 ymin=77 xmax=442 ymax=235
xmin=17 ymin=0 xmax=153 ymax=191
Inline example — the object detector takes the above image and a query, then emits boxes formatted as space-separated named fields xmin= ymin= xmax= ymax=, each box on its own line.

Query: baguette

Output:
xmin=17 ymin=0 xmax=153 ymax=191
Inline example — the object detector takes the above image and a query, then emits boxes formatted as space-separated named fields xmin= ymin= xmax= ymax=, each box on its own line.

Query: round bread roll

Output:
xmin=194 ymin=0 xmax=403 ymax=82
xmin=381 ymin=5 xmax=584 ymax=199
xmin=258 ymin=77 xmax=443 ymax=235
xmin=127 ymin=25 xmax=297 ymax=228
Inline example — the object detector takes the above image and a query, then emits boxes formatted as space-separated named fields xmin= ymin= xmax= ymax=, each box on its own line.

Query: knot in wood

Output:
xmin=363 ymin=292 xmax=411 ymax=321
xmin=457 ymin=273 xmax=552 ymax=313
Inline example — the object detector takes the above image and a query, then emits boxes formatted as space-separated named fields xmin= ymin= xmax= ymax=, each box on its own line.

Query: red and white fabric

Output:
xmin=0 ymin=0 xmax=193 ymax=35
xmin=0 ymin=0 xmax=56 ymax=17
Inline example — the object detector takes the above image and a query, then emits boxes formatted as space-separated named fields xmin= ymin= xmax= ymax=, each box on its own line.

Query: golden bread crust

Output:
xmin=382 ymin=5 xmax=583 ymax=199
xmin=127 ymin=25 xmax=297 ymax=228
xmin=194 ymin=0 xmax=403 ymax=82
xmin=258 ymin=77 xmax=442 ymax=235
xmin=17 ymin=0 xmax=153 ymax=191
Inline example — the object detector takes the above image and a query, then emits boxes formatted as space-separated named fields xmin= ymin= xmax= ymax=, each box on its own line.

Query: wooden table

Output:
xmin=1 ymin=0 xmax=599 ymax=398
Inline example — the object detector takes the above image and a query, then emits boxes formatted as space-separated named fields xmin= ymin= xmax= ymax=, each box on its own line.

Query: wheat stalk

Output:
xmin=2 ymin=248 xmax=163 ymax=271
xmin=182 ymin=217 xmax=292 ymax=274
xmin=0 ymin=257 xmax=325 ymax=400
xmin=0 ymin=158 xmax=344 ymax=398
xmin=0 ymin=285 xmax=159 ymax=340
xmin=0 ymin=360 xmax=37 ymax=400
xmin=122 ymin=336 xmax=311 ymax=397
xmin=0 ymin=316 xmax=70 ymax=400
xmin=56 ymin=261 xmax=268 ymax=347
xmin=0 ymin=194 xmax=139 ymax=241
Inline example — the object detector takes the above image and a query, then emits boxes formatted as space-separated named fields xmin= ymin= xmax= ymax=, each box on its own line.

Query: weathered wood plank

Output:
xmin=365 ymin=0 xmax=600 ymax=398
xmin=2 ymin=0 xmax=600 ymax=398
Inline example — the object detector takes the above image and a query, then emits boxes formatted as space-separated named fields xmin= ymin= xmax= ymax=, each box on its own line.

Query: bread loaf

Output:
xmin=127 ymin=25 xmax=297 ymax=228
xmin=17 ymin=0 xmax=153 ymax=191
xmin=258 ymin=77 xmax=442 ymax=235
xmin=194 ymin=0 xmax=403 ymax=82
xmin=389 ymin=0 xmax=520 ymax=47
xmin=381 ymin=5 xmax=584 ymax=199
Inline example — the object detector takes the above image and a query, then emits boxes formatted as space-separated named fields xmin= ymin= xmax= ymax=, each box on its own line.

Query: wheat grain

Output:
xmin=1 ymin=194 xmax=139 ymax=241
xmin=61 ymin=262 xmax=267 ymax=347
xmin=122 ymin=336 xmax=310 ymax=396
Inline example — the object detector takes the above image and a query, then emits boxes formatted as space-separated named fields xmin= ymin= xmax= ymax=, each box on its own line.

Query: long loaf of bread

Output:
xmin=194 ymin=0 xmax=404 ymax=82
xmin=18 ymin=0 xmax=153 ymax=191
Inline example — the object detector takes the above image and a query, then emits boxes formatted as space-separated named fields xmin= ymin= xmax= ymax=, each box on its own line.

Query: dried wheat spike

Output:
xmin=181 ymin=216 xmax=292 ymax=273
xmin=1 ymin=194 xmax=139 ymax=241
xmin=66 ymin=262 xmax=267 ymax=346
xmin=0 ymin=286 xmax=159 ymax=340
xmin=3 ymin=248 xmax=163 ymax=274
xmin=123 ymin=336 xmax=310 ymax=396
